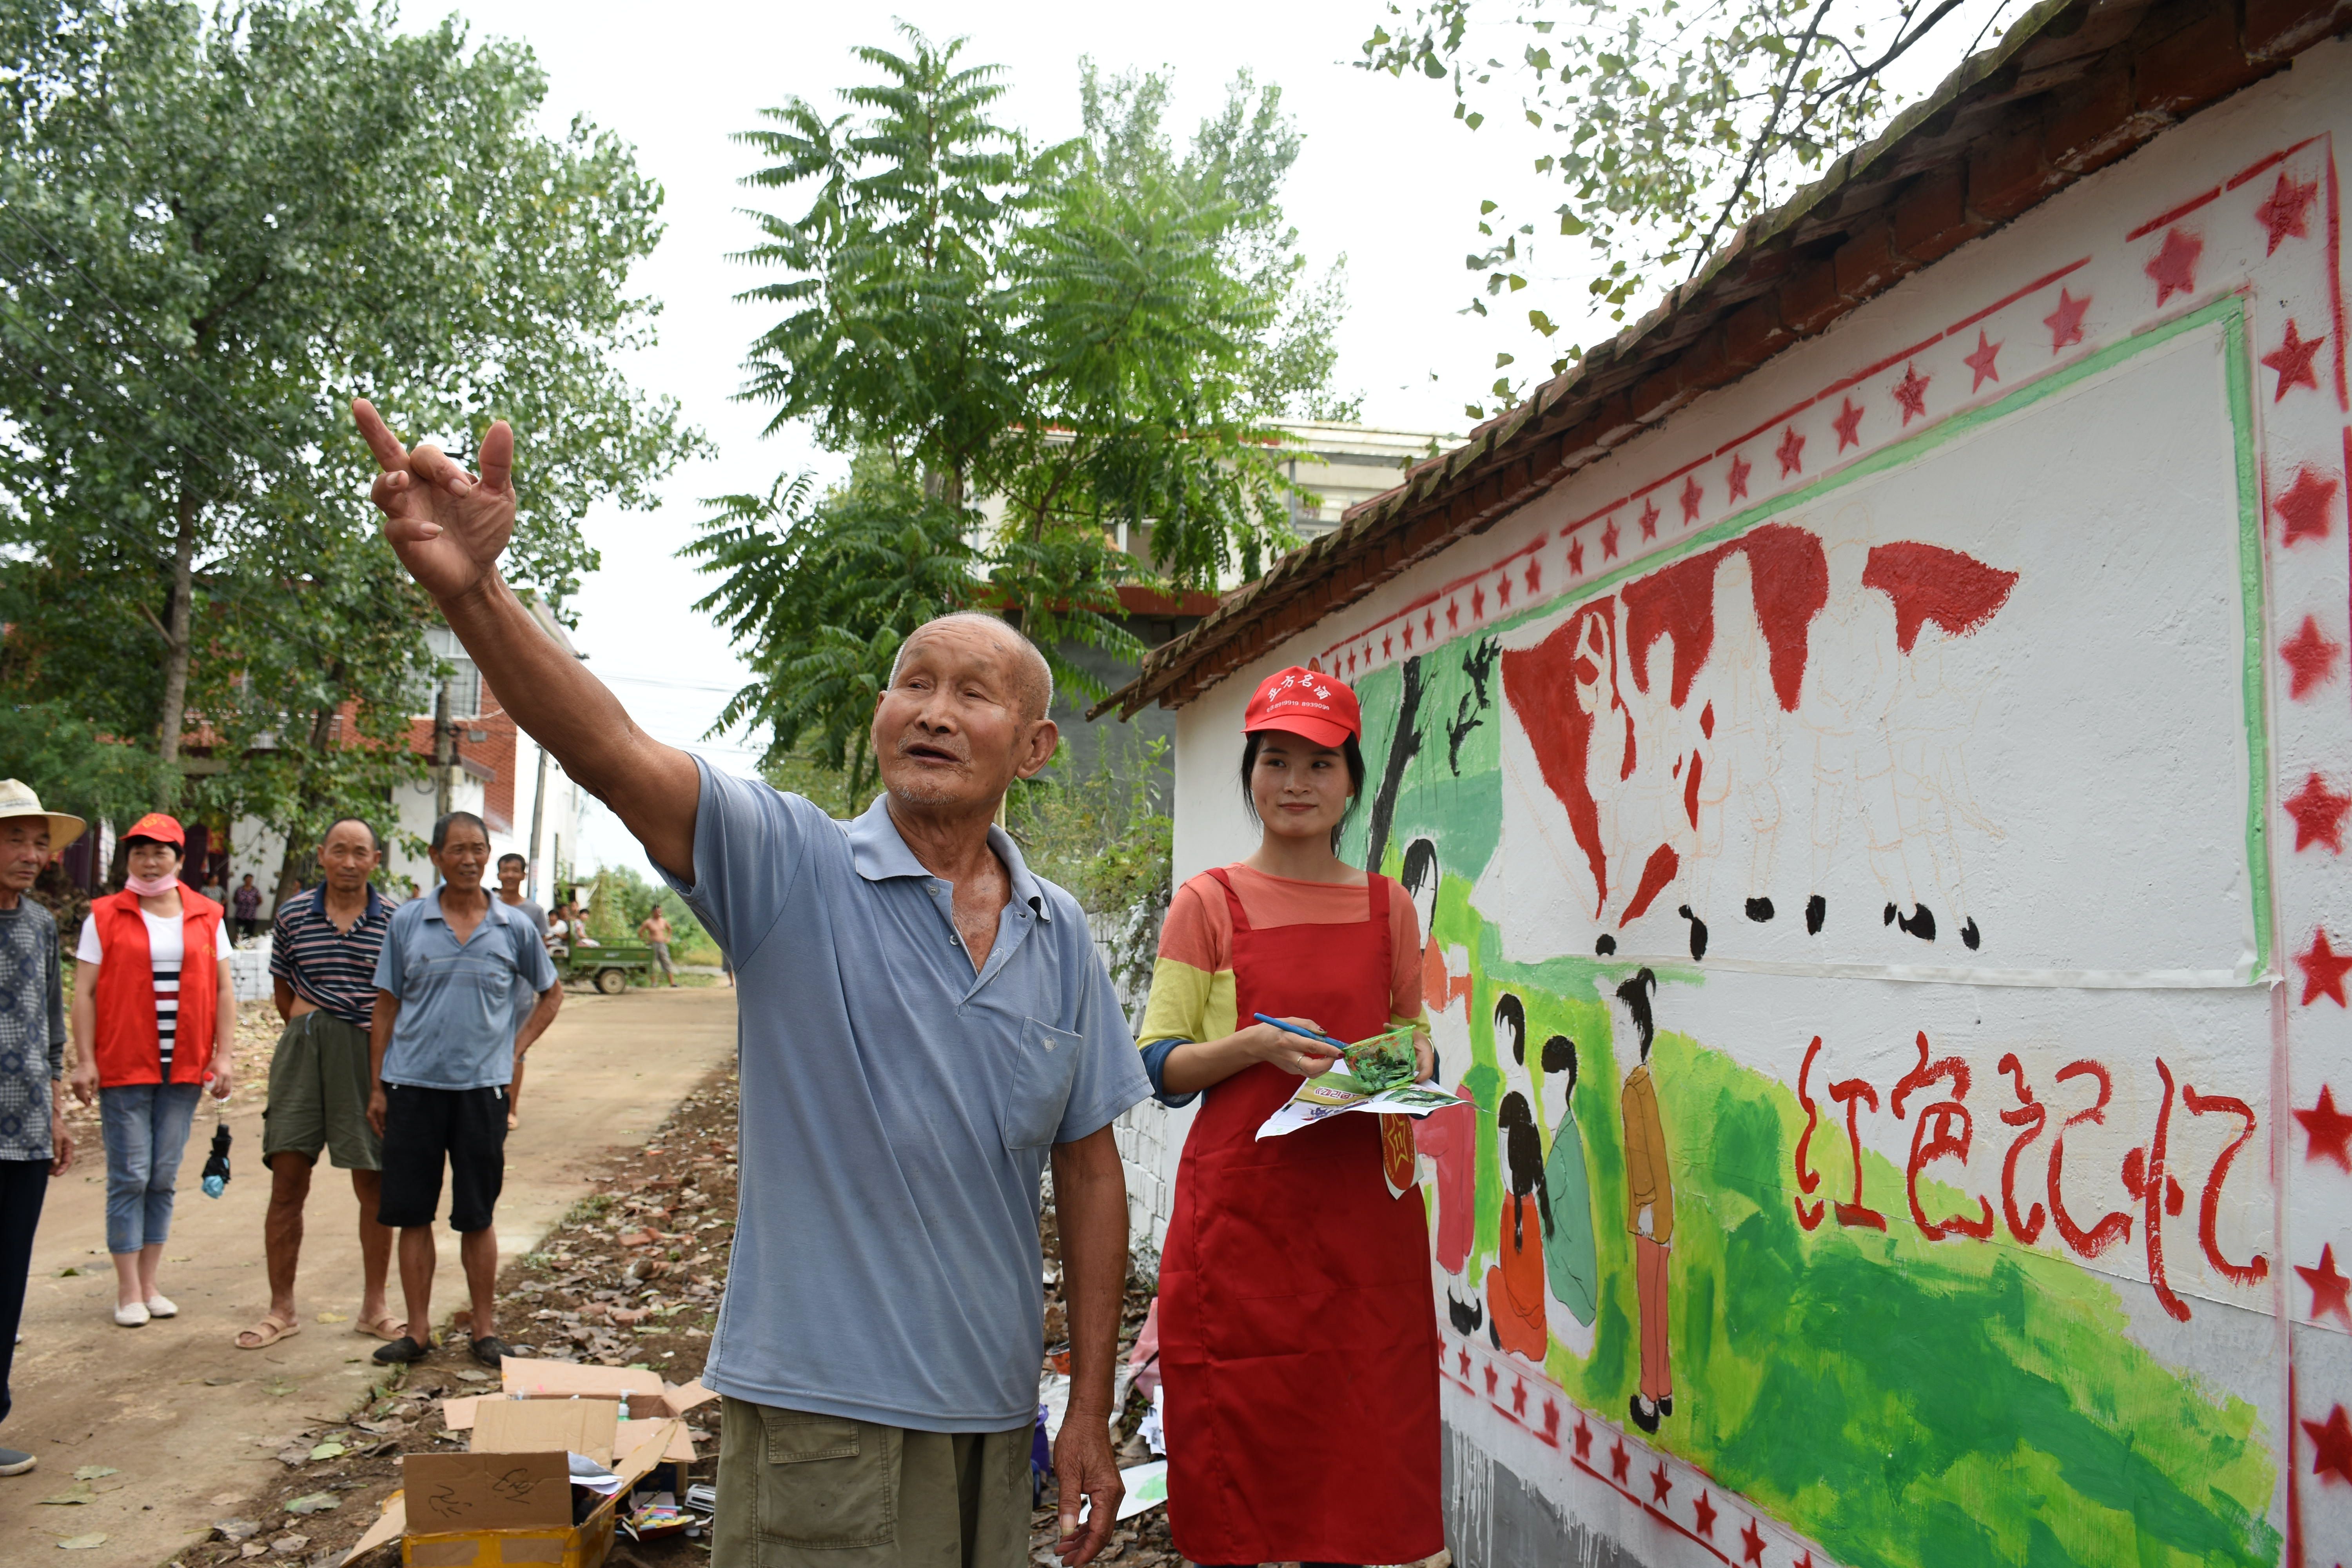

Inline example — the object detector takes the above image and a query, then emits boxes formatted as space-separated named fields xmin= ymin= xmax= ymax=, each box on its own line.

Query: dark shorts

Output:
xmin=263 ymin=1011 xmax=382 ymax=1171
xmin=376 ymin=1084 xmax=507 ymax=1232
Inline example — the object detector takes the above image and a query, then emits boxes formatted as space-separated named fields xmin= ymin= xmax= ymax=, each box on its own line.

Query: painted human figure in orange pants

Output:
xmin=1617 ymin=968 xmax=1674 ymax=1432
xmin=1484 ymin=994 xmax=1548 ymax=1360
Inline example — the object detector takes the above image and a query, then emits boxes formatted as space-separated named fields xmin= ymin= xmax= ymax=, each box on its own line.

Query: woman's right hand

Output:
xmin=1238 ymin=1016 xmax=1346 ymax=1078
xmin=68 ymin=1062 xmax=97 ymax=1107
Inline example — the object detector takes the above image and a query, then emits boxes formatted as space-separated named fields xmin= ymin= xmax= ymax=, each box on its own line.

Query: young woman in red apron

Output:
xmin=1133 ymin=666 xmax=1445 ymax=1567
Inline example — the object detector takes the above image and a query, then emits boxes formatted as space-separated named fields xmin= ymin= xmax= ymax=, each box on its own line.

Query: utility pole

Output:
xmin=433 ymin=682 xmax=454 ymax=818
xmin=526 ymin=745 xmax=550 ymax=900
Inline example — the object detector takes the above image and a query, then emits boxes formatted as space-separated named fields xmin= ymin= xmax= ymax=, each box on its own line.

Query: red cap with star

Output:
xmin=1243 ymin=666 xmax=1360 ymax=749
xmin=122 ymin=811 xmax=185 ymax=848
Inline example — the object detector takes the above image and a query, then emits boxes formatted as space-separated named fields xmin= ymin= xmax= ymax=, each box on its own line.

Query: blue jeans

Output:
xmin=98 ymin=1083 xmax=201 ymax=1255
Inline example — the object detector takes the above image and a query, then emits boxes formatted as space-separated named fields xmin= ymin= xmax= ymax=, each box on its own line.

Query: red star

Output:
xmin=1496 ymin=571 xmax=1513 ymax=606
xmin=2280 ymin=615 xmax=2342 ymax=699
xmin=2275 ymin=466 xmax=2340 ymax=545
xmin=2256 ymin=172 xmax=2319 ymax=255
xmin=2298 ymin=1086 xmax=2352 ymax=1171
xmin=1832 ymin=396 xmax=1865 ymax=450
xmin=2284 ymin=772 xmax=2352 ymax=852
xmin=1401 ymin=622 xmax=1415 ymax=650
xmin=2145 ymin=227 xmax=2202 ymax=305
xmin=1602 ymin=517 xmax=1622 ymax=559
xmin=1610 ymin=1440 xmax=1630 ymax=1483
xmin=1510 ymin=1379 xmax=1528 ymax=1415
xmin=1568 ymin=539 xmax=1586 ymax=575
xmin=1445 ymin=599 xmax=1461 ymax=631
xmin=1963 ymin=329 xmax=2003 ymax=391
xmin=1483 ymin=1364 xmax=1498 ymax=1395
xmin=1382 ymin=633 xmax=1393 ymax=659
xmin=2305 ymin=1403 xmax=2352 ymax=1486
xmin=1693 ymin=1490 xmax=1718 ymax=1536
xmin=1424 ymin=610 xmax=1437 ymax=641
xmin=1346 ymin=650 xmax=1357 ymax=675
xmin=2263 ymin=320 xmax=2327 ymax=402
xmin=2298 ymin=1244 xmax=2352 ymax=1328
xmin=1741 ymin=1520 xmax=1768 ymax=1565
xmin=1541 ymin=1401 xmax=1560 ymax=1443
xmin=1894 ymin=361 xmax=1931 ymax=423
xmin=1726 ymin=453 xmax=1753 ymax=502
xmin=2043 ymin=288 xmax=2090 ymax=352
xmin=1680 ymin=474 xmax=1704 ymax=523
xmin=1471 ymin=584 xmax=1486 ymax=619
xmin=1525 ymin=560 xmax=1541 ymax=596
xmin=1639 ymin=498 xmax=1660 ymax=539
xmin=1572 ymin=1418 xmax=1593 ymax=1459
xmin=1458 ymin=1347 xmax=1472 ymax=1376
xmin=2297 ymin=927 xmax=2352 ymax=1007
xmin=1776 ymin=425 xmax=1806 ymax=476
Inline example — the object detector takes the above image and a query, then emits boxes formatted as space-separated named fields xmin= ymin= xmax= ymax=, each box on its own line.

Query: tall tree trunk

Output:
xmin=155 ymin=479 xmax=201 ymax=795
xmin=269 ymin=705 xmax=341 ymax=913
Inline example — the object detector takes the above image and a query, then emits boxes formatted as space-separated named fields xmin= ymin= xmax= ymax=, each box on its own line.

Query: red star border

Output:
xmin=2145 ymin=227 xmax=2202 ymax=305
xmin=1650 ymin=1463 xmax=1673 ymax=1504
xmin=1727 ymin=452 xmax=1753 ymax=502
xmin=1832 ymin=397 xmax=1865 ymax=450
xmin=1401 ymin=622 xmax=1415 ymax=650
xmin=1693 ymin=1491 xmax=1719 ymax=1537
xmin=1471 ymin=584 xmax=1486 ymax=619
xmin=2256 ymin=172 xmax=2319 ymax=254
xmin=1567 ymin=540 xmax=1585 ymax=576
xmin=2263 ymin=319 xmax=2326 ymax=402
xmin=1639 ymin=498 xmax=1660 ymax=539
xmin=2283 ymin=772 xmax=2352 ymax=852
xmin=2274 ymin=466 xmax=2339 ymax=546
xmin=1894 ymin=362 xmax=1931 ymax=423
xmin=1495 ymin=571 xmax=1513 ymax=607
xmin=2279 ymin=615 xmax=2342 ymax=699
xmin=1424 ymin=610 xmax=1437 ymax=642
xmin=1523 ymin=561 xmax=1540 ymax=597
xmin=2043 ymin=289 xmax=2090 ymax=352
xmin=1777 ymin=425 xmax=1807 ymax=476
xmin=1741 ymin=1520 xmax=1768 ymax=1565
xmin=1680 ymin=474 xmax=1704 ymax=523
xmin=1446 ymin=599 xmax=1461 ymax=631
xmin=2297 ymin=928 xmax=2352 ymax=1007
xmin=1609 ymin=1440 xmax=1630 ymax=1483
xmin=2298 ymin=1244 xmax=2352 ymax=1328
xmin=1572 ymin=1418 xmax=1593 ymax=1460
xmin=1964 ymin=329 xmax=2003 ymax=391
xmin=2298 ymin=1086 xmax=2352 ymax=1172
xmin=2305 ymin=1403 xmax=2352 ymax=1486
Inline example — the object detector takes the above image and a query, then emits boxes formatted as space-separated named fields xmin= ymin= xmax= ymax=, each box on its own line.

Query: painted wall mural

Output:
xmin=1291 ymin=111 xmax=2352 ymax=1567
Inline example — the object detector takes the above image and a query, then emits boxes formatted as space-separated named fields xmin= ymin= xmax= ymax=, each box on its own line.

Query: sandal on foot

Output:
xmin=234 ymin=1314 xmax=300 ymax=1350
xmin=354 ymin=1312 xmax=407 ymax=1343
xmin=470 ymin=1335 xmax=510 ymax=1367
xmin=372 ymin=1334 xmax=430 ymax=1365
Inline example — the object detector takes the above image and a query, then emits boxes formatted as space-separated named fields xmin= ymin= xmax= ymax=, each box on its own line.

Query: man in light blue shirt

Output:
xmin=365 ymin=810 xmax=560 ymax=1370
xmin=359 ymin=399 xmax=1149 ymax=1568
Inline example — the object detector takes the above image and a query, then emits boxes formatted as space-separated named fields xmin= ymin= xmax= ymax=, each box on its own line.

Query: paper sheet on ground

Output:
xmin=1255 ymin=1074 xmax=1466 ymax=1140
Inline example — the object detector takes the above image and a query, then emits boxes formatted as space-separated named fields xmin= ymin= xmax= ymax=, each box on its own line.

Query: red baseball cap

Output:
xmin=1244 ymin=666 xmax=1361 ymax=749
xmin=122 ymin=811 xmax=185 ymax=847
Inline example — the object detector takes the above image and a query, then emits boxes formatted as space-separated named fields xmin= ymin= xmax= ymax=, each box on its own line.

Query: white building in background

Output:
xmin=226 ymin=597 xmax=589 ymax=907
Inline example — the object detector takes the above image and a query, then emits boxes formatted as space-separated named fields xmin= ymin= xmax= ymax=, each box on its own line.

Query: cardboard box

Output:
xmin=445 ymin=1360 xmax=715 ymax=1430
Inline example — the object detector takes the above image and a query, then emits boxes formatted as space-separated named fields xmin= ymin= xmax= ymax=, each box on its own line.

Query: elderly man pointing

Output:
xmin=353 ymin=403 xmax=1148 ymax=1568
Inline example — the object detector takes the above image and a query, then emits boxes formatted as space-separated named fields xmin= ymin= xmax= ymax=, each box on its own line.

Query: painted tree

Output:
xmin=0 ymin=0 xmax=700 ymax=834
xmin=1361 ymin=0 xmax=2036 ymax=416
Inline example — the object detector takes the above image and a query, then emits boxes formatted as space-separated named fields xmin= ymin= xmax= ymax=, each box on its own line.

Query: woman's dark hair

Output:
xmin=1239 ymin=730 xmax=1368 ymax=852
xmin=122 ymin=834 xmax=181 ymax=858
xmin=1542 ymin=1033 xmax=1578 ymax=1087
xmin=1498 ymin=1091 xmax=1550 ymax=1243
xmin=1401 ymin=838 xmax=1439 ymax=898
xmin=1494 ymin=992 xmax=1527 ymax=1065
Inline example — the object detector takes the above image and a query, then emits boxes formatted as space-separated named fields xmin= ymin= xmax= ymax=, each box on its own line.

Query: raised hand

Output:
xmin=353 ymin=399 xmax=516 ymax=603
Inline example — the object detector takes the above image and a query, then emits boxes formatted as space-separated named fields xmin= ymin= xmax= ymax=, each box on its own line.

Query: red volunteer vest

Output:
xmin=89 ymin=886 xmax=224 ymax=1087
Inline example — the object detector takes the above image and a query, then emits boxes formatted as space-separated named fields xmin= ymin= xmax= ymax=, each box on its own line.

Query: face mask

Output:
xmin=125 ymin=870 xmax=178 ymax=898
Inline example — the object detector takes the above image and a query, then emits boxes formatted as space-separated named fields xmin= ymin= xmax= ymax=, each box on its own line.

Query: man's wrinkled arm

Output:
xmin=1049 ymin=1124 xmax=1128 ymax=1564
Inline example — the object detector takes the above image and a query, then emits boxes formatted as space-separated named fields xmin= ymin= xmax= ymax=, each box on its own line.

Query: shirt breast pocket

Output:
xmin=998 ymin=1017 xmax=1083 ymax=1150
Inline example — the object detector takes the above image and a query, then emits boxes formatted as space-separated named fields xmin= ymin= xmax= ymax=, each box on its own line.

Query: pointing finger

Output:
xmin=476 ymin=419 xmax=513 ymax=494
xmin=351 ymin=399 xmax=409 ymax=474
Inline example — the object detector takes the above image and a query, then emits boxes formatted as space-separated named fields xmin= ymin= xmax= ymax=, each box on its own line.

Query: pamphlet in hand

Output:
xmin=1255 ymin=1070 xmax=1468 ymax=1141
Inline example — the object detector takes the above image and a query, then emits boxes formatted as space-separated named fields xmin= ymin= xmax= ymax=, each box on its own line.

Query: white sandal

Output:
xmin=113 ymin=1302 xmax=149 ymax=1328
xmin=144 ymin=1294 xmax=177 ymax=1319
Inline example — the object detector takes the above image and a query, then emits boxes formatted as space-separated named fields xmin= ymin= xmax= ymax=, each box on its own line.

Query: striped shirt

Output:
xmin=77 ymin=909 xmax=234 ymax=1075
xmin=269 ymin=885 xmax=393 ymax=1030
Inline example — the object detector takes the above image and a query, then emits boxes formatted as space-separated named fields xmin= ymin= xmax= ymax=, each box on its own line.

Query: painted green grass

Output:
xmin=1421 ymin=883 xmax=2278 ymax=1568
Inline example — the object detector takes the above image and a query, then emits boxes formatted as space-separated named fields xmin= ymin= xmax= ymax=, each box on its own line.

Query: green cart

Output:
xmin=559 ymin=941 xmax=657 ymax=995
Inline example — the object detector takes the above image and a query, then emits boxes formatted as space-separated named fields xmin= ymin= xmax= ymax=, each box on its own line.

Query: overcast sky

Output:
xmin=420 ymin=0 xmax=2009 ymax=871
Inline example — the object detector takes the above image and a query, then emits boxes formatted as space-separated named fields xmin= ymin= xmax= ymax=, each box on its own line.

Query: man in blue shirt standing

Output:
xmin=366 ymin=810 xmax=560 ymax=1368
xmin=357 ymin=403 xmax=1149 ymax=1568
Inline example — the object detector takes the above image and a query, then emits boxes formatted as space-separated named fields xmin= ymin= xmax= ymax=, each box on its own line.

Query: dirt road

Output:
xmin=0 ymin=984 xmax=737 ymax=1566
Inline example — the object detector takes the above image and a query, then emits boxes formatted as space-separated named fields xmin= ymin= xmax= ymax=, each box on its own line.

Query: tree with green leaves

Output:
xmin=0 ymin=0 xmax=701 ymax=842
xmin=1361 ymin=0 xmax=2034 ymax=417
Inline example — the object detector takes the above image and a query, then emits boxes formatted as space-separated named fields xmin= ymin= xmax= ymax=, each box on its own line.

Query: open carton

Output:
xmin=348 ymin=1394 xmax=689 ymax=1567
xmin=440 ymin=1359 xmax=713 ymax=1463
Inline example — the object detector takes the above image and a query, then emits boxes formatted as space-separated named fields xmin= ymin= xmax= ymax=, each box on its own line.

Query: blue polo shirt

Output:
xmin=660 ymin=760 xmax=1149 ymax=1432
xmin=372 ymin=888 xmax=558 ymax=1090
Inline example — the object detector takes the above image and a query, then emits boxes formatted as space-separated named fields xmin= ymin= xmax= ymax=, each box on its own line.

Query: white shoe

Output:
xmin=144 ymin=1294 xmax=177 ymax=1319
xmin=113 ymin=1302 xmax=149 ymax=1328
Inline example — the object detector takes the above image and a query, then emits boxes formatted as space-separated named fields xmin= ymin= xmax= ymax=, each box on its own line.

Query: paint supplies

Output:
xmin=1250 ymin=1014 xmax=1419 ymax=1092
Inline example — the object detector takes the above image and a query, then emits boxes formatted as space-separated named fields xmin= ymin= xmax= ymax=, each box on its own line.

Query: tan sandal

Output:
xmin=234 ymin=1314 xmax=301 ymax=1350
xmin=354 ymin=1312 xmax=407 ymax=1343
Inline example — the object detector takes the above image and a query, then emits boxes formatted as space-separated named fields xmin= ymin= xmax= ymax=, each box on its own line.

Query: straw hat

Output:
xmin=0 ymin=780 xmax=86 ymax=852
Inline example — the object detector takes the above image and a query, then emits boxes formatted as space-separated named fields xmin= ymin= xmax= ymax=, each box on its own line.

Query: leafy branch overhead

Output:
xmin=1361 ymin=0 xmax=2032 ymax=417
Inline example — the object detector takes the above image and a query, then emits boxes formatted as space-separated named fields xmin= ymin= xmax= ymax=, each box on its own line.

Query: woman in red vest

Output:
xmin=1132 ymin=667 xmax=1445 ymax=1568
xmin=68 ymin=814 xmax=236 ymax=1326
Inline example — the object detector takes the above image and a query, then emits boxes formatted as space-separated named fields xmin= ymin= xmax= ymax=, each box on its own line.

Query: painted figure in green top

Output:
xmin=1539 ymin=1032 xmax=1600 ymax=1327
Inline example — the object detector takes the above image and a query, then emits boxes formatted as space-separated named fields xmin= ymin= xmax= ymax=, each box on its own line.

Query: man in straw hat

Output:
xmin=0 ymin=780 xmax=81 ymax=1477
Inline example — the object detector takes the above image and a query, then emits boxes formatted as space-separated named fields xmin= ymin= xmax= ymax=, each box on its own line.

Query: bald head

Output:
xmin=891 ymin=613 xmax=1053 ymax=722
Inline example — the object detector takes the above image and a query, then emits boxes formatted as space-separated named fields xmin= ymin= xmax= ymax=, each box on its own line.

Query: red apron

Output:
xmin=1158 ymin=868 xmax=1445 ymax=1566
